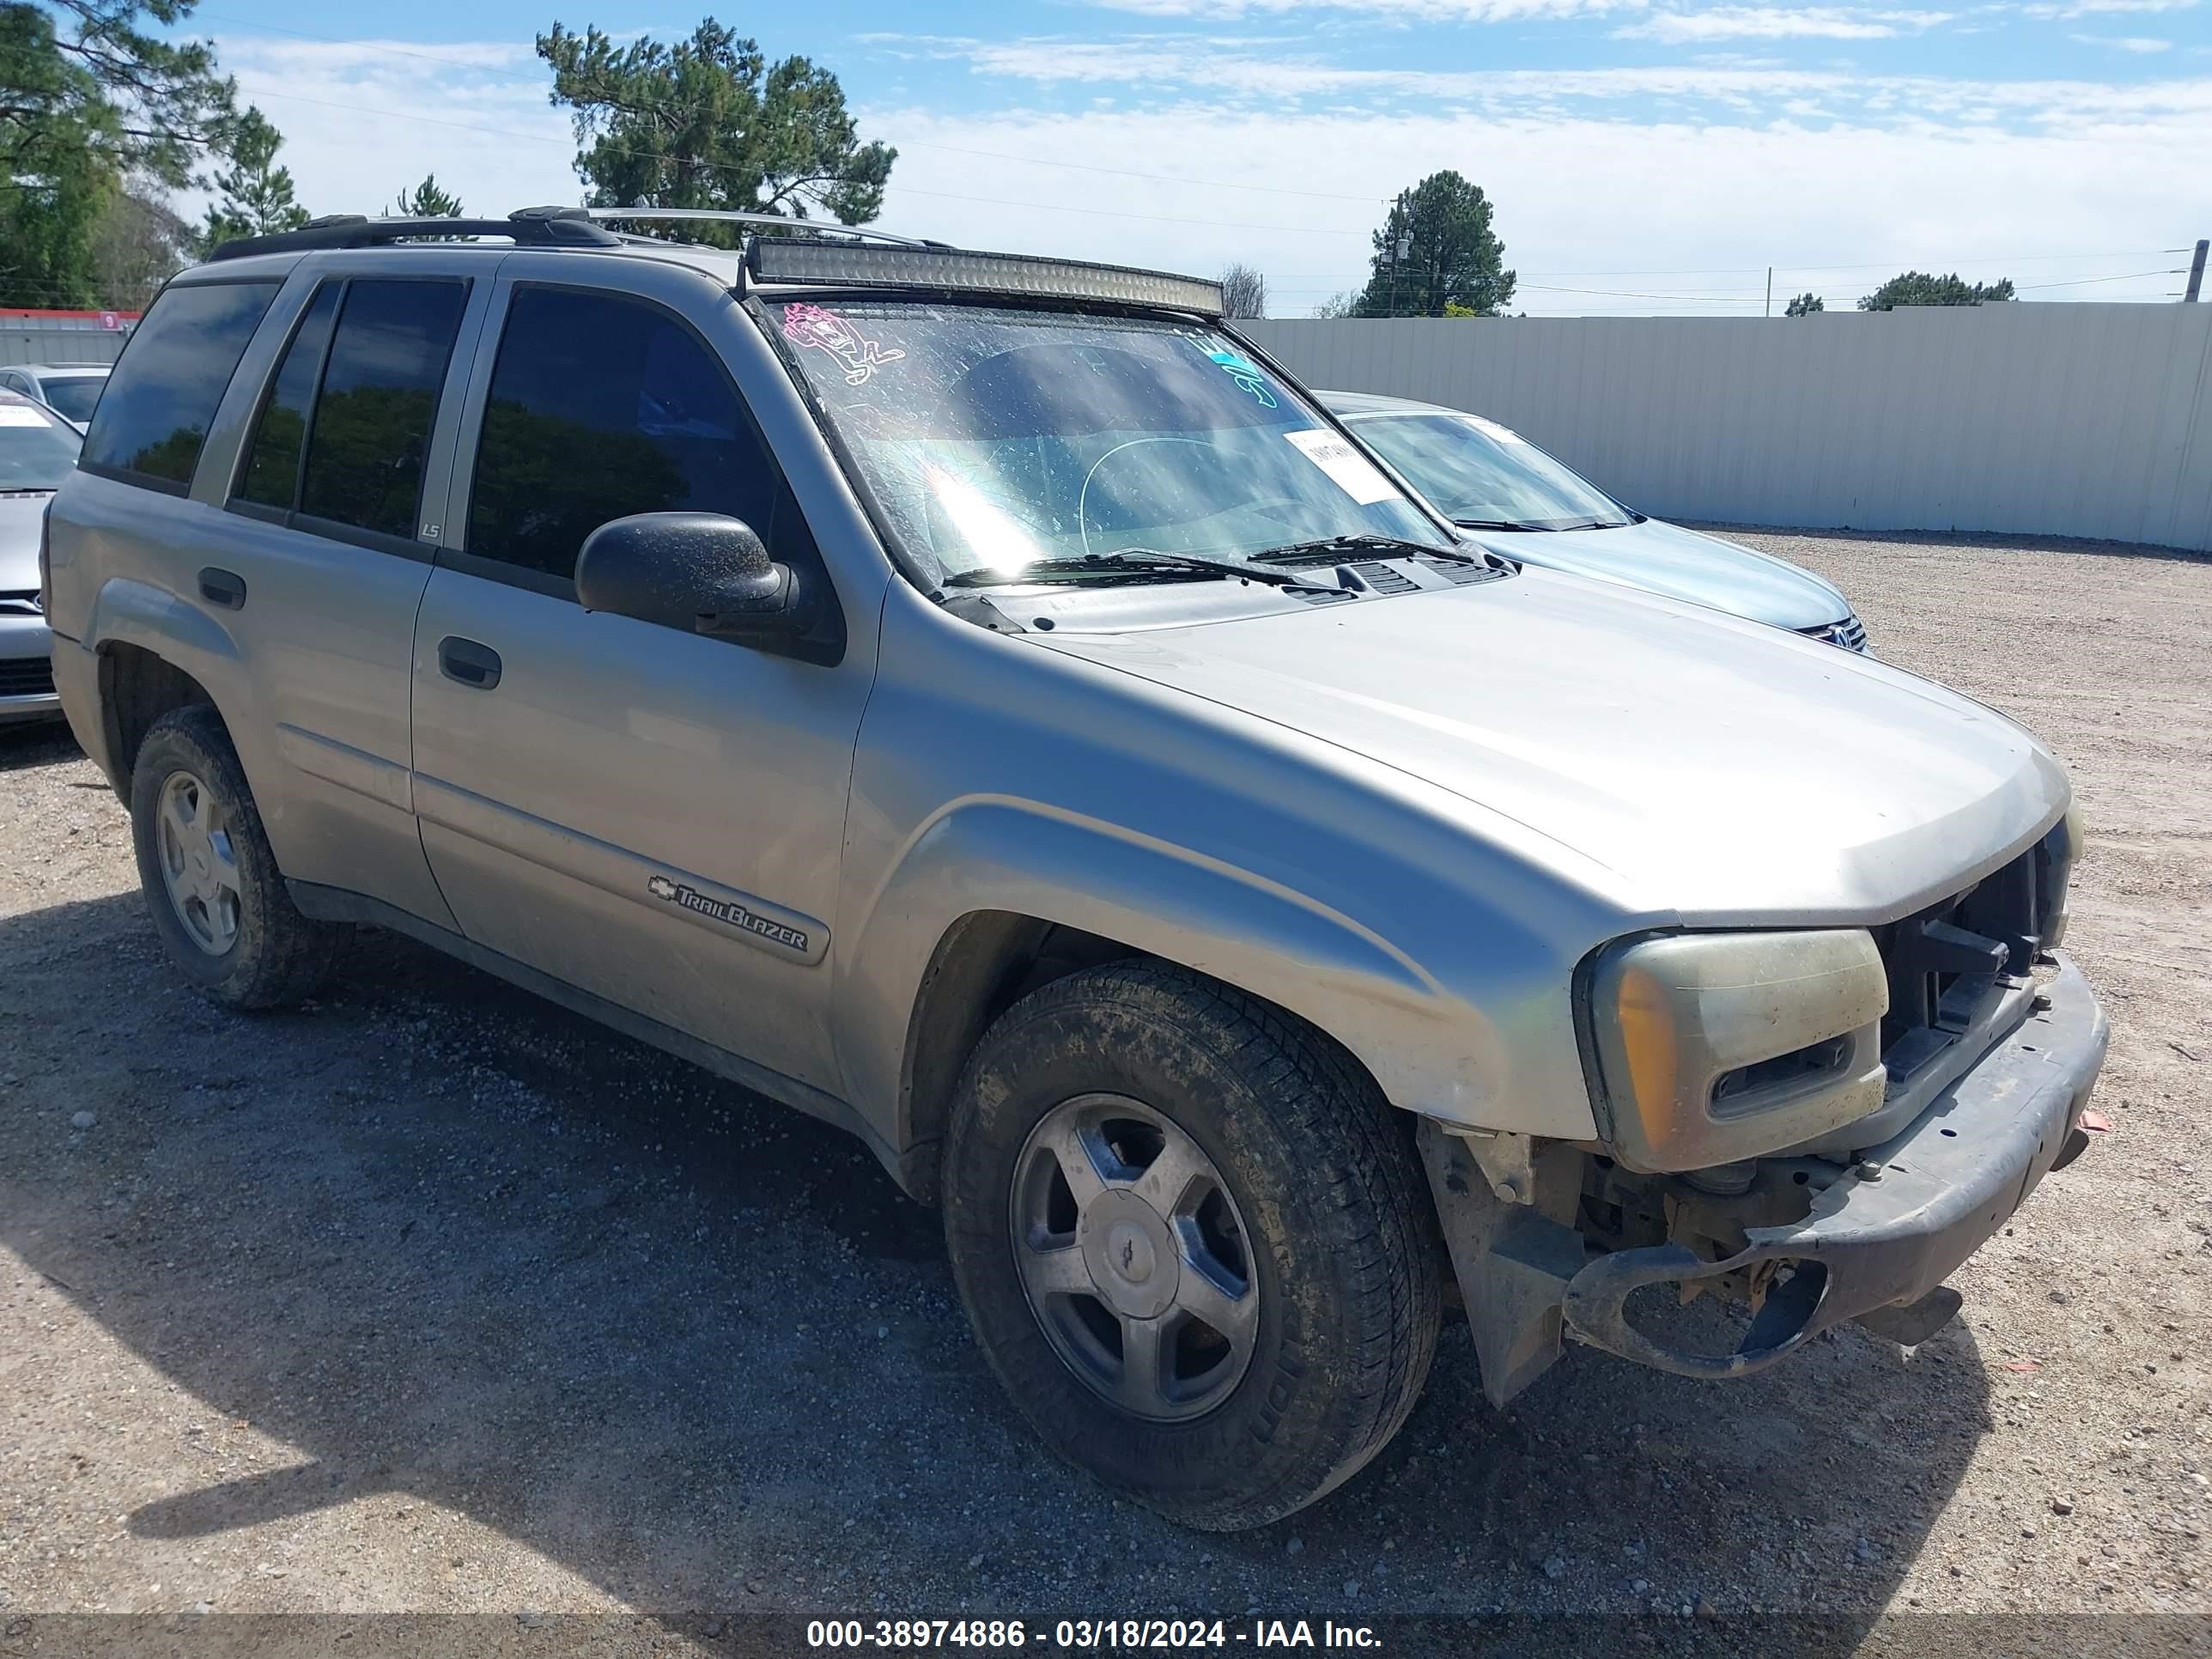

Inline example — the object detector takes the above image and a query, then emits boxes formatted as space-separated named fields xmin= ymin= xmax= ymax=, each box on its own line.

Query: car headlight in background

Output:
xmin=1585 ymin=930 xmax=1890 ymax=1173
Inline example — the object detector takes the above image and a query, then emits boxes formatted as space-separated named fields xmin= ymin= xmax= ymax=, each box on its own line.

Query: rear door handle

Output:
xmin=198 ymin=567 xmax=246 ymax=610
xmin=438 ymin=635 xmax=502 ymax=690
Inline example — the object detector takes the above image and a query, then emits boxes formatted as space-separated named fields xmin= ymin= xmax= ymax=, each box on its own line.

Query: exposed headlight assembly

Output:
xmin=1586 ymin=930 xmax=1890 ymax=1173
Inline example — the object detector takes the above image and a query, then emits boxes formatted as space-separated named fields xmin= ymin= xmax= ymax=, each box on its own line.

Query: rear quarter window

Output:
xmin=82 ymin=281 xmax=281 ymax=492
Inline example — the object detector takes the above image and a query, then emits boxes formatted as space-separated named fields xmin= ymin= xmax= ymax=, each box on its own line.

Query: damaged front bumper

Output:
xmin=1560 ymin=956 xmax=2106 ymax=1378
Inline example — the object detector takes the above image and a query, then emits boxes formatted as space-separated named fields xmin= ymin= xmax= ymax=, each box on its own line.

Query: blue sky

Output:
xmin=182 ymin=0 xmax=2212 ymax=313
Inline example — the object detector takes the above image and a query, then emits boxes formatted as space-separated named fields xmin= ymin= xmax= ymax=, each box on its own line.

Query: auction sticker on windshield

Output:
xmin=1283 ymin=428 xmax=1397 ymax=505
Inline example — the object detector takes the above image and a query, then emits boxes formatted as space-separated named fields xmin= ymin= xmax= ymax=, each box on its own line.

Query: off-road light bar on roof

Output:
xmin=745 ymin=239 xmax=1226 ymax=315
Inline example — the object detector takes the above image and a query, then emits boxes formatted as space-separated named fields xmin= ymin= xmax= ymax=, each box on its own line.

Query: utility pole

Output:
xmin=2187 ymin=240 xmax=2208 ymax=302
xmin=1385 ymin=190 xmax=1409 ymax=319
xmin=1765 ymin=266 xmax=1773 ymax=318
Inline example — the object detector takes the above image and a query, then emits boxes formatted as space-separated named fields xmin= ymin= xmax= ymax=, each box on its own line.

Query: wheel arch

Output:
xmin=85 ymin=577 xmax=247 ymax=795
xmin=848 ymin=800 xmax=1480 ymax=1204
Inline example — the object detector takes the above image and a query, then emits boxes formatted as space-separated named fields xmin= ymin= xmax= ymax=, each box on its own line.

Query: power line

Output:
xmin=2016 ymin=268 xmax=2180 ymax=289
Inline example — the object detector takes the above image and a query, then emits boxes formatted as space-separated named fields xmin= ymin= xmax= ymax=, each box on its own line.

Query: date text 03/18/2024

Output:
xmin=805 ymin=1620 xmax=1383 ymax=1650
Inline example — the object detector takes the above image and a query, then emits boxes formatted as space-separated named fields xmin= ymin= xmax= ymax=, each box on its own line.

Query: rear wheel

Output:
xmin=942 ymin=961 xmax=1441 ymax=1530
xmin=129 ymin=705 xmax=348 ymax=1008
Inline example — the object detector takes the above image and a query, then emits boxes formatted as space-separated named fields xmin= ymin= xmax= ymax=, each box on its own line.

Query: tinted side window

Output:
xmin=236 ymin=283 xmax=342 ymax=510
xmin=468 ymin=288 xmax=779 ymax=580
xmin=82 ymin=282 xmax=280 ymax=489
xmin=299 ymin=279 xmax=469 ymax=540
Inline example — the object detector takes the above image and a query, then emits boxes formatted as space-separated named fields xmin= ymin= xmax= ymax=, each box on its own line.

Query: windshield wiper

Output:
xmin=1454 ymin=518 xmax=1555 ymax=533
xmin=1255 ymin=532 xmax=1480 ymax=565
xmin=942 ymin=550 xmax=1348 ymax=591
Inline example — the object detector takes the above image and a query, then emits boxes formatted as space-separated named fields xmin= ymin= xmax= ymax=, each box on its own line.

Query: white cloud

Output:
xmin=909 ymin=33 xmax=2212 ymax=127
xmin=2069 ymin=27 xmax=2177 ymax=40
xmin=1615 ymin=6 xmax=1954 ymax=39
xmin=206 ymin=34 xmax=578 ymax=222
xmin=2022 ymin=0 xmax=2196 ymax=14
xmin=867 ymin=97 xmax=2211 ymax=314
xmin=1080 ymin=0 xmax=1638 ymax=16
xmin=177 ymin=31 xmax=2212 ymax=323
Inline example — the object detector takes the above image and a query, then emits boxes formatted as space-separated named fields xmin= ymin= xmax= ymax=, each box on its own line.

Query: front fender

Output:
xmin=836 ymin=796 xmax=1599 ymax=1152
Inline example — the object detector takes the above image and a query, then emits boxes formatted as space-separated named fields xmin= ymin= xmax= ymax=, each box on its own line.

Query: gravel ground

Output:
xmin=2 ymin=529 xmax=2209 ymax=1654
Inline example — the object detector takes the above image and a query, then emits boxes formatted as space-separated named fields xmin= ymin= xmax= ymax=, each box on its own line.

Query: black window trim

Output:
xmin=76 ymin=273 xmax=284 ymax=498
xmin=226 ymin=276 xmax=343 ymax=515
xmin=222 ymin=272 xmax=471 ymax=561
xmin=436 ymin=544 xmax=574 ymax=601
xmin=444 ymin=278 xmax=810 ymax=603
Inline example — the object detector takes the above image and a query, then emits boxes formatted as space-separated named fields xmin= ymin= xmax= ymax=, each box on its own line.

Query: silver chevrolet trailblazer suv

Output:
xmin=44 ymin=209 xmax=2106 ymax=1531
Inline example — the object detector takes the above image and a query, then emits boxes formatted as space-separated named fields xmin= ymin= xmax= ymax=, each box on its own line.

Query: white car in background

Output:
xmin=0 ymin=362 xmax=112 ymax=432
xmin=0 ymin=389 xmax=81 ymax=722
xmin=1322 ymin=389 xmax=1869 ymax=652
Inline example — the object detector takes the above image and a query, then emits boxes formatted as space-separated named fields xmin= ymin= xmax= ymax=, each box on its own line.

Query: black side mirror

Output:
xmin=574 ymin=513 xmax=809 ymax=643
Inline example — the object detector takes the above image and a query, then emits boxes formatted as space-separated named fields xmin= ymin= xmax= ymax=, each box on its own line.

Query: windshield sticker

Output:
xmin=781 ymin=302 xmax=906 ymax=387
xmin=1462 ymin=414 xmax=1527 ymax=445
xmin=0 ymin=406 xmax=50 ymax=427
xmin=1283 ymin=428 xmax=1397 ymax=505
xmin=1206 ymin=349 xmax=1278 ymax=408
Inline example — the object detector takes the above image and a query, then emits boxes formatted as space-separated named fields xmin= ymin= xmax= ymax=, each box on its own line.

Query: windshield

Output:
xmin=766 ymin=300 xmax=1452 ymax=586
xmin=0 ymin=398 xmax=82 ymax=490
xmin=1350 ymin=411 xmax=1632 ymax=531
xmin=38 ymin=374 xmax=105 ymax=426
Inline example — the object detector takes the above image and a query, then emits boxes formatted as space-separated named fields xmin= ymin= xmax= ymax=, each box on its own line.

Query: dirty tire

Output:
xmin=129 ymin=704 xmax=348 ymax=1009
xmin=943 ymin=961 xmax=1441 ymax=1531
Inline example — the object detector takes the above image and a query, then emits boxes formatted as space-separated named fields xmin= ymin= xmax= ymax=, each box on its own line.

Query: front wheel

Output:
xmin=942 ymin=962 xmax=1441 ymax=1530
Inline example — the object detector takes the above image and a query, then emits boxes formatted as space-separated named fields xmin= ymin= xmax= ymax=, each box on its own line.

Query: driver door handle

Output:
xmin=438 ymin=635 xmax=502 ymax=691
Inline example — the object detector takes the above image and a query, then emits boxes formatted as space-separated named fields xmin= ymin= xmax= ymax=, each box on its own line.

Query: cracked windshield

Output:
xmin=766 ymin=300 xmax=1452 ymax=586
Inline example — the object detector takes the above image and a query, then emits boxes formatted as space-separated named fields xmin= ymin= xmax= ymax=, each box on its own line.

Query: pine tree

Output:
xmin=196 ymin=107 xmax=307 ymax=253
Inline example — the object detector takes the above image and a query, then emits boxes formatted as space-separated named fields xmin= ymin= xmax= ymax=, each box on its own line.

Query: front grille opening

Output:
xmin=0 ymin=657 xmax=55 ymax=699
xmin=1871 ymin=838 xmax=2052 ymax=1079
xmin=1711 ymin=1034 xmax=1850 ymax=1110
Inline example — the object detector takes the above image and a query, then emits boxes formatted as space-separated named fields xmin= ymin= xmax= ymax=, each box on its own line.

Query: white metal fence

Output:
xmin=1 ymin=315 xmax=133 ymax=368
xmin=1244 ymin=304 xmax=2212 ymax=553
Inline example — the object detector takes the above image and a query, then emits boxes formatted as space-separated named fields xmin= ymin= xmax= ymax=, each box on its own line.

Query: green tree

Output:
xmin=536 ymin=19 xmax=894 ymax=240
xmin=1784 ymin=291 xmax=1824 ymax=316
xmin=88 ymin=174 xmax=192 ymax=307
xmin=0 ymin=1 xmax=234 ymax=190
xmin=0 ymin=0 xmax=234 ymax=307
xmin=194 ymin=106 xmax=307 ymax=254
xmin=1352 ymin=172 xmax=1514 ymax=319
xmin=389 ymin=173 xmax=463 ymax=217
xmin=1858 ymin=271 xmax=2014 ymax=311
xmin=1311 ymin=290 xmax=1358 ymax=319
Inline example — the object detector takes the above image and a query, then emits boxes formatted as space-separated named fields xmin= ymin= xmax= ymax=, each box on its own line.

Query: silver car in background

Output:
xmin=0 ymin=389 xmax=79 ymax=722
xmin=1323 ymin=389 xmax=1869 ymax=652
xmin=0 ymin=363 xmax=111 ymax=433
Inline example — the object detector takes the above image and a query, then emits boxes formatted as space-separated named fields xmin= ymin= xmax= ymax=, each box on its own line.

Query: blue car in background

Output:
xmin=1321 ymin=389 xmax=1869 ymax=653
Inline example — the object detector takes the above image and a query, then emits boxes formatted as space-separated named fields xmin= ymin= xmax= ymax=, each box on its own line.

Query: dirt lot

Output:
xmin=3 ymin=529 xmax=2209 ymax=1654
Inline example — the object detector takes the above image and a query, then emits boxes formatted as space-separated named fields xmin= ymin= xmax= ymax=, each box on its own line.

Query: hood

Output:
xmin=1032 ymin=567 xmax=2065 ymax=924
xmin=0 ymin=494 xmax=49 ymax=592
xmin=1462 ymin=518 xmax=1851 ymax=635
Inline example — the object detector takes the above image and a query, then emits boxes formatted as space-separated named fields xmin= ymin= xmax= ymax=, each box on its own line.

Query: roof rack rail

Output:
xmin=204 ymin=206 xmax=623 ymax=264
xmin=580 ymin=206 xmax=949 ymax=250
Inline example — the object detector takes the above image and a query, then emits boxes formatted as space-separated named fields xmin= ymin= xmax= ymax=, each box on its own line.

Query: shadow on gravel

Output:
xmin=1 ymin=890 xmax=1994 ymax=1644
xmin=0 ymin=718 xmax=82 ymax=772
